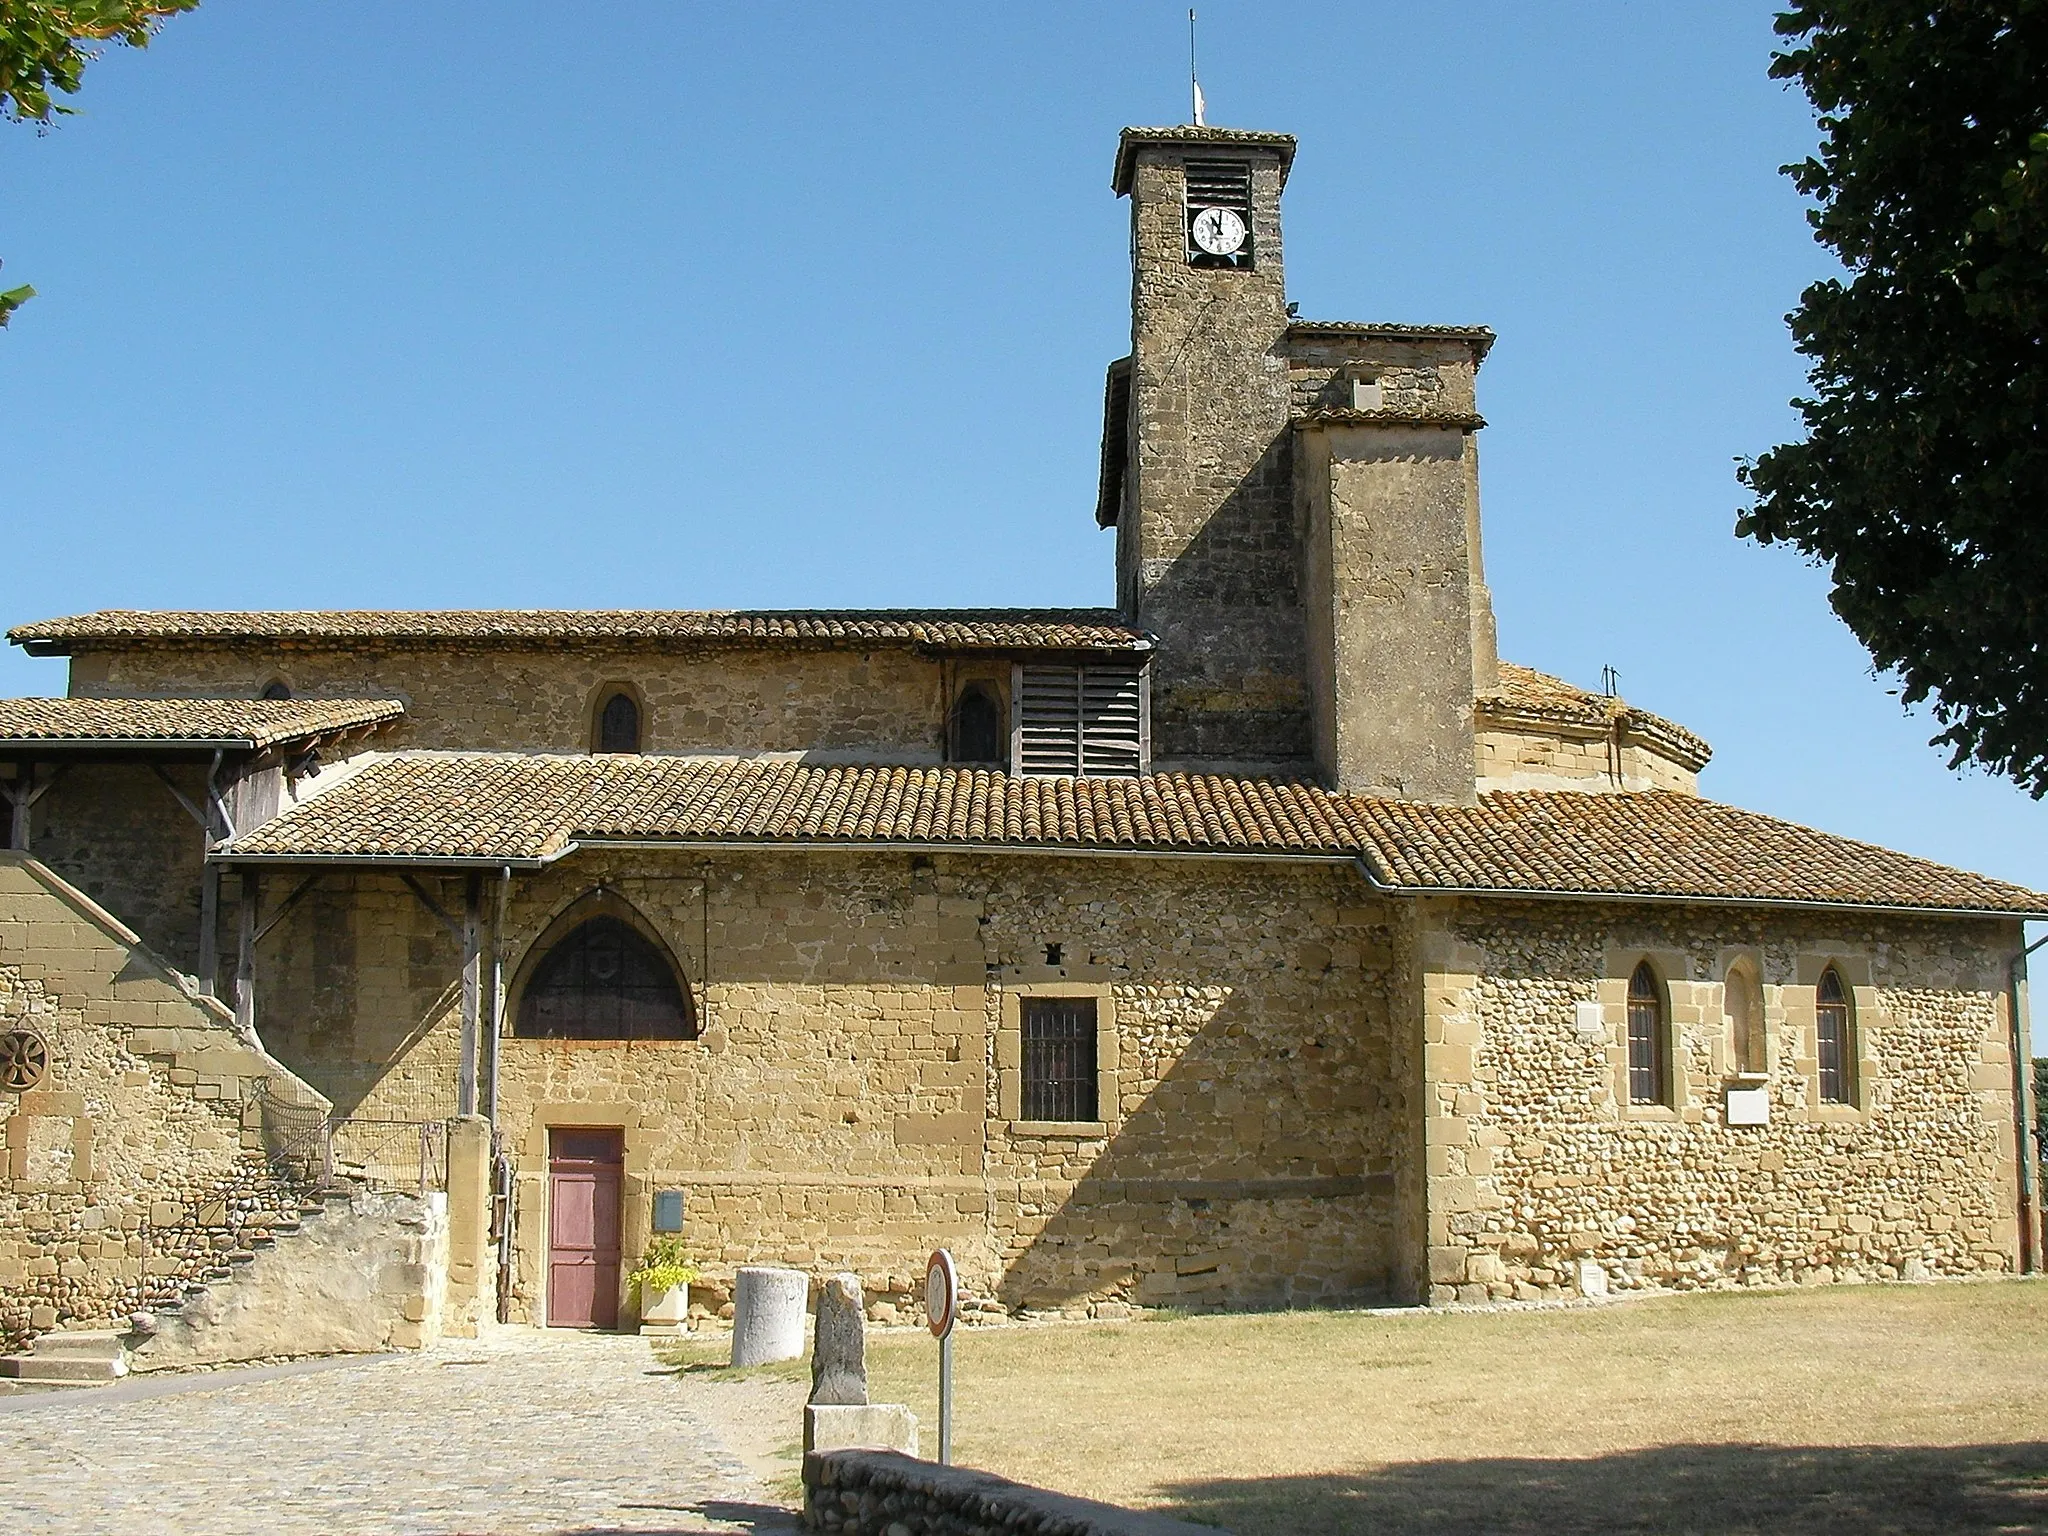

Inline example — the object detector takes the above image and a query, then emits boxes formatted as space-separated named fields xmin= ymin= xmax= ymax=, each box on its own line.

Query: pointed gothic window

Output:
xmin=595 ymin=690 xmax=641 ymax=754
xmin=515 ymin=916 xmax=694 ymax=1041
xmin=1627 ymin=962 xmax=1668 ymax=1106
xmin=1816 ymin=968 xmax=1853 ymax=1104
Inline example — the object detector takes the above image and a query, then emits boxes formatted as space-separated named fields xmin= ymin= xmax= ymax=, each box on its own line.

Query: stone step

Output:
xmin=227 ymin=1251 xmax=257 ymax=1266
xmin=27 ymin=1330 xmax=129 ymax=1360
xmin=0 ymin=1353 xmax=127 ymax=1383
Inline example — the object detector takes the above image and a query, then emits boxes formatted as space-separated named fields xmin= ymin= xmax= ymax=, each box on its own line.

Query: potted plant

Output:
xmin=629 ymin=1238 xmax=702 ymax=1336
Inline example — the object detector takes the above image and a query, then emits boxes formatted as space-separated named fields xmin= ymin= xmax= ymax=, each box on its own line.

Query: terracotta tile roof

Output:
xmin=1480 ymin=663 xmax=1712 ymax=771
xmin=217 ymin=753 xmax=2046 ymax=916
xmin=1285 ymin=320 xmax=1497 ymax=361
xmin=1113 ymin=126 xmax=1297 ymax=193
xmin=0 ymin=697 xmax=405 ymax=751
xmin=7 ymin=609 xmax=1153 ymax=656
xmin=1295 ymin=406 xmax=1487 ymax=431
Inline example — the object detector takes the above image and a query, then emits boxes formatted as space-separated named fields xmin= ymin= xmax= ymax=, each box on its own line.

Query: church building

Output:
xmin=1 ymin=125 xmax=2040 ymax=1349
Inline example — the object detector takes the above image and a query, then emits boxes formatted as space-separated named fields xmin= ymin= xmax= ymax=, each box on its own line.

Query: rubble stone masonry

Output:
xmin=1411 ymin=897 xmax=2028 ymax=1304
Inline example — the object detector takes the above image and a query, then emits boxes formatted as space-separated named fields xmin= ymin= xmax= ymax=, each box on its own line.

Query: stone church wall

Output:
xmin=0 ymin=856 xmax=329 ymax=1350
xmin=67 ymin=645 xmax=952 ymax=758
xmin=1413 ymin=897 xmax=2028 ymax=1304
xmin=247 ymin=850 xmax=1402 ymax=1321
xmin=1474 ymin=724 xmax=1700 ymax=796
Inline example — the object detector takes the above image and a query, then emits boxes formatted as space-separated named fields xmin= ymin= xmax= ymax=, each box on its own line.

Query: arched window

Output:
xmin=594 ymin=690 xmax=641 ymax=754
xmin=952 ymin=682 xmax=1005 ymax=765
xmin=1725 ymin=961 xmax=1764 ymax=1075
xmin=260 ymin=679 xmax=293 ymax=700
xmin=1815 ymin=967 xmax=1853 ymax=1104
xmin=1627 ymin=961 xmax=1668 ymax=1106
xmin=515 ymin=916 xmax=694 ymax=1040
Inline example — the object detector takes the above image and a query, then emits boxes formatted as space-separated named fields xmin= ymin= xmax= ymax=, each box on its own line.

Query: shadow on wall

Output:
xmin=993 ymin=953 xmax=1403 ymax=1315
xmin=1157 ymin=1442 xmax=2048 ymax=1536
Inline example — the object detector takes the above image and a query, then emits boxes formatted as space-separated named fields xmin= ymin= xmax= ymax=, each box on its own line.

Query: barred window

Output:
xmin=1816 ymin=968 xmax=1853 ymax=1104
xmin=1627 ymin=962 xmax=1668 ymax=1106
xmin=1022 ymin=997 xmax=1097 ymax=1122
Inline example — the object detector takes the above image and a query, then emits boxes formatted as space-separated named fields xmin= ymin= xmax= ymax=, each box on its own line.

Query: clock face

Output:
xmin=1190 ymin=205 xmax=1248 ymax=257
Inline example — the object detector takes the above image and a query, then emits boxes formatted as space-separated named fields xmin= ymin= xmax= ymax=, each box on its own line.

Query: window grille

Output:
xmin=1184 ymin=158 xmax=1254 ymax=268
xmin=516 ymin=916 xmax=695 ymax=1041
xmin=1013 ymin=664 xmax=1147 ymax=778
xmin=1816 ymin=968 xmax=1852 ymax=1104
xmin=1627 ymin=962 xmax=1667 ymax=1106
xmin=1022 ymin=997 xmax=1097 ymax=1122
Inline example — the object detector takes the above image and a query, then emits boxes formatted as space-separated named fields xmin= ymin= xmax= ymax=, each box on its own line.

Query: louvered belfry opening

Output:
xmin=1014 ymin=663 xmax=1147 ymax=777
xmin=1185 ymin=157 xmax=1254 ymax=268
xmin=1022 ymin=997 xmax=1098 ymax=1122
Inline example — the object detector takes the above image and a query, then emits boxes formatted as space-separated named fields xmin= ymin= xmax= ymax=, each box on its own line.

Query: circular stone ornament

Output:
xmin=0 ymin=1027 xmax=50 ymax=1092
xmin=925 ymin=1248 xmax=958 ymax=1340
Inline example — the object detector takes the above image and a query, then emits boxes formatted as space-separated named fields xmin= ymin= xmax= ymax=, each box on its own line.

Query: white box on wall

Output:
xmin=1725 ymin=1085 xmax=1770 ymax=1126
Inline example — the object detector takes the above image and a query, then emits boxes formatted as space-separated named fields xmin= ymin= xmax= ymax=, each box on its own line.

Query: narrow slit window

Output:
xmin=595 ymin=691 xmax=641 ymax=754
xmin=1816 ymin=968 xmax=1853 ymax=1104
xmin=1627 ymin=962 xmax=1668 ymax=1106
xmin=1022 ymin=997 xmax=1097 ymax=1122
xmin=951 ymin=682 xmax=1004 ymax=765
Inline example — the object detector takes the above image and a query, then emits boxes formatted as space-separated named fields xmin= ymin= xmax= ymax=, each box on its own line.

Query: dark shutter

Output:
xmin=1022 ymin=997 xmax=1098 ymax=1122
xmin=1015 ymin=664 xmax=1146 ymax=778
xmin=597 ymin=692 xmax=641 ymax=754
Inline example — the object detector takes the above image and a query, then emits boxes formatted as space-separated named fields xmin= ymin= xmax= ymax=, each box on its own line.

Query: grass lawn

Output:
xmin=836 ymin=1281 xmax=2048 ymax=1535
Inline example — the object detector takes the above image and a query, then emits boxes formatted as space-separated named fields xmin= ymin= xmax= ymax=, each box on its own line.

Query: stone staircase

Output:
xmin=0 ymin=1328 xmax=131 ymax=1388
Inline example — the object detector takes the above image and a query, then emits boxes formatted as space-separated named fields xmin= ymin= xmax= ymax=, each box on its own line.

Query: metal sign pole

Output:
xmin=925 ymin=1247 xmax=959 ymax=1467
xmin=938 ymin=1329 xmax=953 ymax=1465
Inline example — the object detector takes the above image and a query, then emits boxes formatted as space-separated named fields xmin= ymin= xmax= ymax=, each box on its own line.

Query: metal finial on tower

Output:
xmin=1189 ymin=9 xmax=1206 ymax=126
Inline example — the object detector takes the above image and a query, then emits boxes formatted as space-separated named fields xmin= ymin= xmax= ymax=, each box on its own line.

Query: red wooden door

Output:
xmin=547 ymin=1129 xmax=623 ymax=1328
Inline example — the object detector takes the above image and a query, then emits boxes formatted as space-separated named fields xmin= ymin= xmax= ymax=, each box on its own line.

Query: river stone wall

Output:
xmin=802 ymin=1450 xmax=1218 ymax=1536
xmin=1413 ymin=898 xmax=2028 ymax=1303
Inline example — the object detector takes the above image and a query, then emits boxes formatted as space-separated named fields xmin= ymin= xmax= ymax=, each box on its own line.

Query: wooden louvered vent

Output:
xmin=1013 ymin=664 xmax=1148 ymax=778
xmin=1184 ymin=158 xmax=1254 ymax=267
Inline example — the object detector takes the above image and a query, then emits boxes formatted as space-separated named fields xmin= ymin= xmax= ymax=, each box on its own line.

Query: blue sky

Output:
xmin=2 ymin=2 xmax=2043 ymax=899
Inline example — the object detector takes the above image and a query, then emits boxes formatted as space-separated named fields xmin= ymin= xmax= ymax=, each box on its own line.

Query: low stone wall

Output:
xmin=802 ymin=1450 xmax=1221 ymax=1536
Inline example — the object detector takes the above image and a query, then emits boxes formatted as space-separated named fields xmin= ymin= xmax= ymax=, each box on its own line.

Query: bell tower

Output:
xmin=1103 ymin=127 xmax=1310 ymax=773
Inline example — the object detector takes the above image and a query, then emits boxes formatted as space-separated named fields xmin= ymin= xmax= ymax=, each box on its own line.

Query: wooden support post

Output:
xmin=486 ymin=867 xmax=510 ymax=1125
xmin=198 ymin=864 xmax=221 ymax=998
xmin=235 ymin=871 xmax=257 ymax=1034
xmin=459 ymin=871 xmax=482 ymax=1119
xmin=8 ymin=763 xmax=32 ymax=852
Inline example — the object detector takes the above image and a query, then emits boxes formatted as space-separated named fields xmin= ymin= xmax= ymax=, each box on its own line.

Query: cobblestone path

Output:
xmin=0 ymin=1329 xmax=796 ymax=1535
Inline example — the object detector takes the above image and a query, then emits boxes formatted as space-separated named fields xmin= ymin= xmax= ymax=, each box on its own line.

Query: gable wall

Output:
xmin=66 ymin=646 xmax=953 ymax=758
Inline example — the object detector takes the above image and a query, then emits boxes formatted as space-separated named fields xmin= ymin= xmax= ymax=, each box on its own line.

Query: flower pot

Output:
xmin=638 ymin=1282 xmax=690 ymax=1336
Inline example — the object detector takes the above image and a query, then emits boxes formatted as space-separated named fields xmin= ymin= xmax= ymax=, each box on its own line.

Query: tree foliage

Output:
xmin=1 ymin=1 xmax=198 ymax=327
xmin=1739 ymin=2 xmax=2048 ymax=793
xmin=0 ymin=0 xmax=196 ymax=124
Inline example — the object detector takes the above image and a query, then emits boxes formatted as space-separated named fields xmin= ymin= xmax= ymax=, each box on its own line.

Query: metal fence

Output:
xmin=257 ymin=1086 xmax=450 ymax=1196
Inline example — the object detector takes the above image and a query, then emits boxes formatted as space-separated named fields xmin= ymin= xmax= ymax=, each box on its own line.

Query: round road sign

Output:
xmin=925 ymin=1248 xmax=958 ymax=1339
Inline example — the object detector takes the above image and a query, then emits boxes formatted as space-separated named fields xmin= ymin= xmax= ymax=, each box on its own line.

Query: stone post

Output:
xmin=443 ymin=1115 xmax=494 ymax=1338
xmin=810 ymin=1272 xmax=868 ymax=1406
xmin=730 ymin=1265 xmax=808 ymax=1367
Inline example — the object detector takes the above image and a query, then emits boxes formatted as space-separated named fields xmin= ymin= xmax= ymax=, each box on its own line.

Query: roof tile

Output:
xmin=0 ymin=697 xmax=405 ymax=751
xmin=217 ymin=753 xmax=2046 ymax=916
